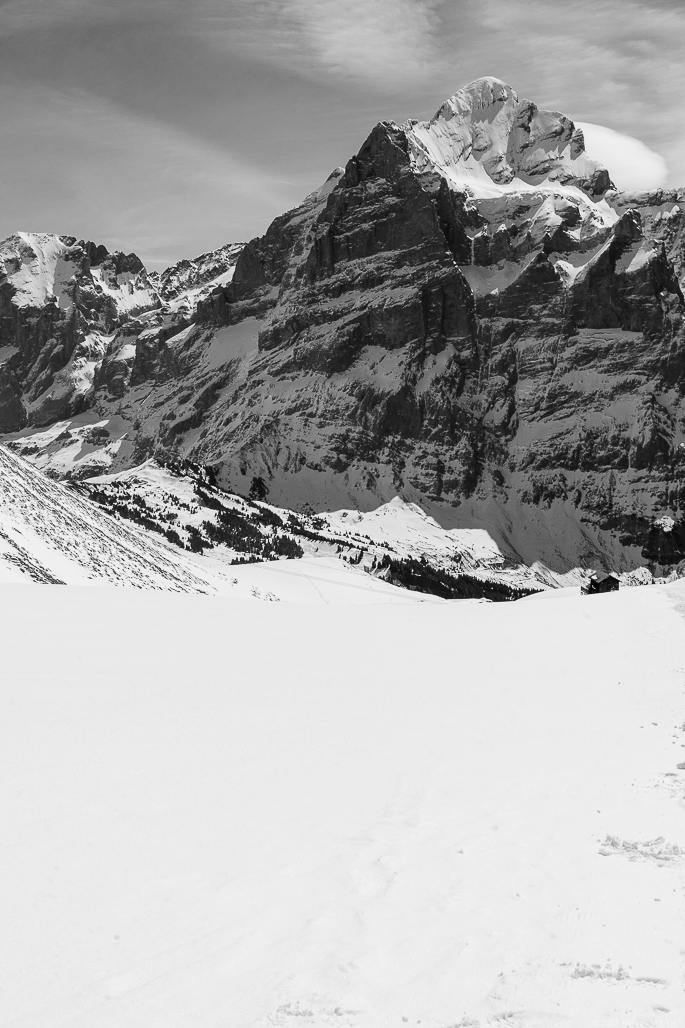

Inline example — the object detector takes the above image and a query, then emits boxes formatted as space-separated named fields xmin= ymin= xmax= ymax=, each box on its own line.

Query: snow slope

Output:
xmin=3 ymin=233 xmax=75 ymax=308
xmin=0 ymin=444 xmax=211 ymax=591
xmin=0 ymin=446 xmax=432 ymax=604
xmin=0 ymin=444 xmax=653 ymax=603
xmin=2 ymin=580 xmax=685 ymax=1027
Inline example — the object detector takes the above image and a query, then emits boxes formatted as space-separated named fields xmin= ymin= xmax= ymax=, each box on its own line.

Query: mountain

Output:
xmin=2 ymin=77 xmax=685 ymax=576
xmin=0 ymin=232 xmax=158 ymax=430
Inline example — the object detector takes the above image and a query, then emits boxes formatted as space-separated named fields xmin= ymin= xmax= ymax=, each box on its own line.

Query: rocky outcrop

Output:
xmin=3 ymin=79 xmax=685 ymax=576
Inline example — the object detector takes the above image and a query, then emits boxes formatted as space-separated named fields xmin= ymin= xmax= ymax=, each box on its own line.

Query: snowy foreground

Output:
xmin=3 ymin=581 xmax=685 ymax=1028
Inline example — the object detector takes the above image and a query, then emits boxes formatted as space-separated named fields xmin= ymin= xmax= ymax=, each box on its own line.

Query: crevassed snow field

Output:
xmin=3 ymin=581 xmax=685 ymax=1028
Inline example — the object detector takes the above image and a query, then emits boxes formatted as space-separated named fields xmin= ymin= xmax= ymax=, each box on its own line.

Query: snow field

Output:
xmin=2 ymin=581 xmax=685 ymax=1027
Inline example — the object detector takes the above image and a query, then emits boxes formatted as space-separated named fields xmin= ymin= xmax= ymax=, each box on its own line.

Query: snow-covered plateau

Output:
xmin=3 ymin=575 xmax=685 ymax=1027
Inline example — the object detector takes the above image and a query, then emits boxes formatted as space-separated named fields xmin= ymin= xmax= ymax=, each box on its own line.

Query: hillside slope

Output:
xmin=81 ymin=457 xmax=557 ymax=599
xmin=0 ymin=446 xmax=453 ymax=603
xmin=0 ymin=444 xmax=214 ymax=590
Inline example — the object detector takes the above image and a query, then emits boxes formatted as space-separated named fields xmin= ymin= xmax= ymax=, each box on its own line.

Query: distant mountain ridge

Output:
xmin=1 ymin=77 xmax=685 ymax=578
xmin=0 ymin=232 xmax=244 ymax=427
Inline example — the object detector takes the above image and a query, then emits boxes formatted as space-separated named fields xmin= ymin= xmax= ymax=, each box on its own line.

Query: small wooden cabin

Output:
xmin=582 ymin=572 xmax=620 ymax=595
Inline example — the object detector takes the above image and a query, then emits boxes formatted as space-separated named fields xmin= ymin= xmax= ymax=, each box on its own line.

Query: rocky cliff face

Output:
xmin=3 ymin=78 xmax=685 ymax=575
xmin=0 ymin=233 xmax=161 ymax=428
xmin=0 ymin=234 xmax=246 ymax=428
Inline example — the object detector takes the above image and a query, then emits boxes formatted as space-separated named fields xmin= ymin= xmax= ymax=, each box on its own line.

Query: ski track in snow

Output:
xmin=2 ymin=581 xmax=685 ymax=1027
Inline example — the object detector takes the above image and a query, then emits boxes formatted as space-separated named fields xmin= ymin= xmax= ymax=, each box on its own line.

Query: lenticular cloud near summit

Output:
xmin=577 ymin=121 xmax=669 ymax=191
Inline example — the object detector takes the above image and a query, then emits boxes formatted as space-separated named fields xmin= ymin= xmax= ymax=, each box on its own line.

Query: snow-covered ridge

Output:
xmin=2 ymin=233 xmax=75 ymax=309
xmin=406 ymin=76 xmax=613 ymax=203
xmin=151 ymin=241 xmax=245 ymax=309
xmin=399 ymin=77 xmax=621 ymax=299
xmin=0 ymin=232 xmax=159 ymax=316
xmin=0 ymin=231 xmax=247 ymax=430
xmin=0 ymin=232 xmax=246 ymax=320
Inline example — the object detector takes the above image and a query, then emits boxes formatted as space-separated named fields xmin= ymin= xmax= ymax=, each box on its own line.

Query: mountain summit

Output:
xmin=1 ymin=79 xmax=684 ymax=575
xmin=407 ymin=76 xmax=612 ymax=198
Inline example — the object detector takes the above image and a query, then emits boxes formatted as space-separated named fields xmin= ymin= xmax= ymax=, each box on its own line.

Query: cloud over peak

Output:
xmin=578 ymin=122 xmax=669 ymax=192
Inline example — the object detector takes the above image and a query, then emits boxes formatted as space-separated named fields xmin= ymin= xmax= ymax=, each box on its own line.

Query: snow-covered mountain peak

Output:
xmin=1 ymin=233 xmax=78 ymax=309
xmin=435 ymin=75 xmax=519 ymax=119
xmin=0 ymin=231 xmax=159 ymax=316
xmin=407 ymin=77 xmax=613 ymax=201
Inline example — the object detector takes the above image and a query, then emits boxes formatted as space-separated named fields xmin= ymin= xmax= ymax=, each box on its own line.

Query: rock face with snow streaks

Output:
xmin=0 ymin=233 xmax=161 ymax=428
xmin=2 ymin=78 xmax=685 ymax=575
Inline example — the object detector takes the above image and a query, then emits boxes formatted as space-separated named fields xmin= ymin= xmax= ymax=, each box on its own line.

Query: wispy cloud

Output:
xmin=199 ymin=0 xmax=444 ymax=89
xmin=283 ymin=0 xmax=442 ymax=85
xmin=0 ymin=0 xmax=127 ymax=34
xmin=191 ymin=0 xmax=685 ymax=184
xmin=0 ymin=82 xmax=304 ymax=268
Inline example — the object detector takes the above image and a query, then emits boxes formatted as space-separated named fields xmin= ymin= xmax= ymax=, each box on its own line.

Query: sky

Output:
xmin=0 ymin=0 xmax=683 ymax=270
